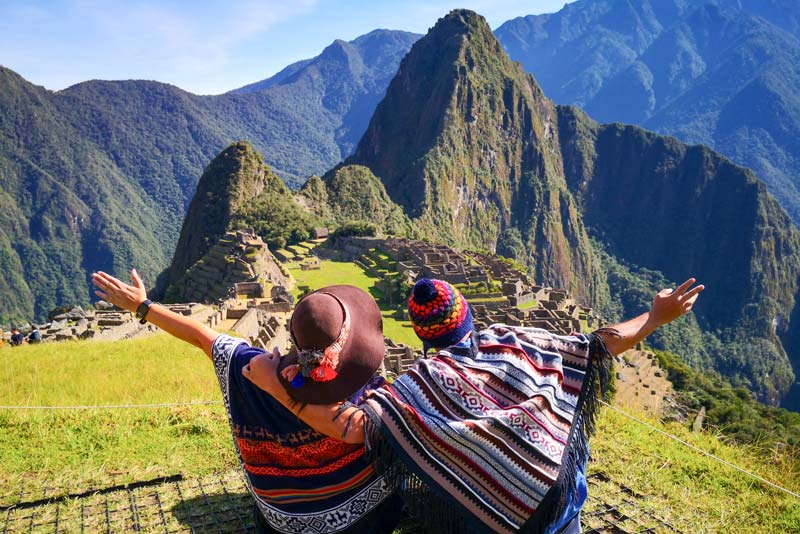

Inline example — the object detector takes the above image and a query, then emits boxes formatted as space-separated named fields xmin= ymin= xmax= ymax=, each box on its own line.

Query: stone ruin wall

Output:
xmin=5 ymin=234 xmax=674 ymax=417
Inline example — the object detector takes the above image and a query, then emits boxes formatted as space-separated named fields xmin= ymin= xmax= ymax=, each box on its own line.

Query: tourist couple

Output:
xmin=92 ymin=269 xmax=703 ymax=534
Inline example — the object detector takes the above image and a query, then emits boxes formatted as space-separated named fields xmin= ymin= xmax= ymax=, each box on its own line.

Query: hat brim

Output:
xmin=277 ymin=285 xmax=385 ymax=405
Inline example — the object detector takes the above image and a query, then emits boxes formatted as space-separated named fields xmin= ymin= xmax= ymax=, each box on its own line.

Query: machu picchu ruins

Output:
xmin=3 ymin=233 xmax=675 ymax=416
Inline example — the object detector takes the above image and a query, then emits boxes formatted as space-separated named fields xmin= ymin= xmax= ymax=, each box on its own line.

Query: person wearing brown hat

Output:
xmin=249 ymin=276 xmax=704 ymax=534
xmin=91 ymin=270 xmax=402 ymax=534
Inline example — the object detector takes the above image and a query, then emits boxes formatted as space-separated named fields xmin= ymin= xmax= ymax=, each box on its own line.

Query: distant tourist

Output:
xmin=27 ymin=327 xmax=42 ymax=344
xmin=9 ymin=328 xmax=24 ymax=346
xmin=92 ymin=270 xmax=402 ymax=534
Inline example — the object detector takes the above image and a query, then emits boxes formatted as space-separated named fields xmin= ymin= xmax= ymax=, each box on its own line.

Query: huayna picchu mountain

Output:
xmin=345 ymin=9 xmax=607 ymax=308
xmin=157 ymin=142 xmax=308 ymax=301
xmin=343 ymin=9 xmax=800 ymax=406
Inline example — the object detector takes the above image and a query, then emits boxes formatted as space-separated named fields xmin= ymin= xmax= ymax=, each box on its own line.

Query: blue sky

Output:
xmin=0 ymin=0 xmax=573 ymax=95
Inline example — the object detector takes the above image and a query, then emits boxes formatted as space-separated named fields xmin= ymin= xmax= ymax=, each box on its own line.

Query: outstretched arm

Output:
xmin=595 ymin=278 xmax=704 ymax=356
xmin=91 ymin=270 xmax=219 ymax=358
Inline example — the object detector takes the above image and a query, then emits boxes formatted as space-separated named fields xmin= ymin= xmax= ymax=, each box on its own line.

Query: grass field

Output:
xmin=2 ymin=335 xmax=799 ymax=531
xmin=592 ymin=406 xmax=800 ymax=532
xmin=3 ymin=250 xmax=799 ymax=531
xmin=0 ymin=335 xmax=236 ymax=504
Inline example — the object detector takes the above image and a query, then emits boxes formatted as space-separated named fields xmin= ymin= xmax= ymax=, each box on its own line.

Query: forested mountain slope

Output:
xmin=495 ymin=0 xmax=800 ymax=225
xmin=0 ymin=30 xmax=418 ymax=322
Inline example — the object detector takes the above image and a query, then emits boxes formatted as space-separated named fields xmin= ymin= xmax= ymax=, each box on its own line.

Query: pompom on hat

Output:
xmin=278 ymin=285 xmax=385 ymax=404
xmin=408 ymin=278 xmax=474 ymax=353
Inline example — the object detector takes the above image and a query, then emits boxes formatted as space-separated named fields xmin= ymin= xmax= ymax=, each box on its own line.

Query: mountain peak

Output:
xmin=421 ymin=9 xmax=500 ymax=63
xmin=156 ymin=141 xmax=274 ymax=295
xmin=439 ymin=8 xmax=488 ymax=30
xmin=318 ymin=39 xmax=358 ymax=64
xmin=345 ymin=8 xmax=602 ymax=306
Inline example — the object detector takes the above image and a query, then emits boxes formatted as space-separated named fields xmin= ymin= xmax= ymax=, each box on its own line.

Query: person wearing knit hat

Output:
xmin=385 ymin=276 xmax=702 ymax=534
xmin=407 ymin=278 xmax=474 ymax=353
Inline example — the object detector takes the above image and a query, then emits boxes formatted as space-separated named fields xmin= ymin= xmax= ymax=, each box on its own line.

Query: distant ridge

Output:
xmin=495 ymin=0 xmax=800 ymax=226
xmin=0 ymin=29 xmax=418 ymax=323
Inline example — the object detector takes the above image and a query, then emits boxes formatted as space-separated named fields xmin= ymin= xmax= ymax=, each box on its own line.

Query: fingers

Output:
xmin=131 ymin=268 xmax=144 ymax=289
xmin=683 ymin=291 xmax=702 ymax=307
xmin=250 ymin=352 xmax=279 ymax=372
xmin=282 ymin=364 xmax=300 ymax=383
xmin=92 ymin=271 xmax=122 ymax=291
xmin=679 ymin=284 xmax=705 ymax=302
xmin=674 ymin=278 xmax=696 ymax=296
xmin=94 ymin=290 xmax=109 ymax=301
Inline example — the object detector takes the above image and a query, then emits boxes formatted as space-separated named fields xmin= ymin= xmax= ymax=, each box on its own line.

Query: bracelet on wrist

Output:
xmin=135 ymin=299 xmax=154 ymax=324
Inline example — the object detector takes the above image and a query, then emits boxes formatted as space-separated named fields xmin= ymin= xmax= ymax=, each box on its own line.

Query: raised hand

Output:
xmin=91 ymin=269 xmax=148 ymax=313
xmin=650 ymin=278 xmax=705 ymax=327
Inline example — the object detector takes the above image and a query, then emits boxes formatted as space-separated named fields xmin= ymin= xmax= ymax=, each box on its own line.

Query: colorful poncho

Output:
xmin=362 ymin=325 xmax=615 ymax=534
xmin=211 ymin=335 xmax=395 ymax=534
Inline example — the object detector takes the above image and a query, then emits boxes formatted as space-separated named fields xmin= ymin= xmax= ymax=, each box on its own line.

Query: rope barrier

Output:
xmin=0 ymin=401 xmax=223 ymax=410
xmin=599 ymin=399 xmax=800 ymax=500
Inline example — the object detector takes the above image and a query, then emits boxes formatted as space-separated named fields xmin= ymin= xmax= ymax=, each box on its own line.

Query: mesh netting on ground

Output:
xmin=1 ymin=470 xmax=680 ymax=533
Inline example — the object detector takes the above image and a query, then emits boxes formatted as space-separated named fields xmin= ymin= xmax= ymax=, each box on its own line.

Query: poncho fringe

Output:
xmin=363 ymin=327 xmax=616 ymax=534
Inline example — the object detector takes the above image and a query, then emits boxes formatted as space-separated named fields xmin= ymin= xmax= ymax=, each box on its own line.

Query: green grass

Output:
xmin=591 ymin=406 xmax=800 ymax=533
xmin=465 ymin=296 xmax=507 ymax=304
xmin=0 ymin=335 xmax=219 ymax=405
xmin=381 ymin=311 xmax=420 ymax=349
xmin=288 ymin=259 xmax=421 ymax=349
xmin=0 ymin=335 xmax=236 ymax=502
xmin=2 ymin=334 xmax=799 ymax=532
xmin=515 ymin=298 xmax=538 ymax=310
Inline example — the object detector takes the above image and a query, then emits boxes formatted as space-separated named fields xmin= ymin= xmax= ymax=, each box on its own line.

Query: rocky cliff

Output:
xmin=559 ymin=105 xmax=800 ymax=404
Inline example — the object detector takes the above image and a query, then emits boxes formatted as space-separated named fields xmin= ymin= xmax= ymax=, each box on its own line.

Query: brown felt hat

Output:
xmin=278 ymin=285 xmax=385 ymax=404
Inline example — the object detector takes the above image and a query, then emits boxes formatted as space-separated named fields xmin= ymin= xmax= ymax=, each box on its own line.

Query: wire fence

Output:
xmin=0 ymin=401 xmax=223 ymax=410
xmin=599 ymin=400 xmax=800 ymax=501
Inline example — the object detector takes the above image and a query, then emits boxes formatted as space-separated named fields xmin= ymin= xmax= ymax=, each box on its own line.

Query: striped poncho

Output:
xmin=211 ymin=334 xmax=396 ymax=533
xmin=362 ymin=324 xmax=615 ymax=534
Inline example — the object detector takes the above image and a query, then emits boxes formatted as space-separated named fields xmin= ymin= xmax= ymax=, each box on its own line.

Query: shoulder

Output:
xmin=481 ymin=324 xmax=589 ymax=353
xmin=210 ymin=334 xmax=249 ymax=376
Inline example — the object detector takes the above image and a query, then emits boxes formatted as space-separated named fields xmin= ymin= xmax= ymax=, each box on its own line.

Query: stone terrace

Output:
xmin=326 ymin=236 xmax=605 ymax=337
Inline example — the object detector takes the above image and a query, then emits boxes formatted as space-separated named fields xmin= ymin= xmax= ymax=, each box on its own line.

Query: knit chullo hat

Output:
xmin=408 ymin=278 xmax=474 ymax=353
